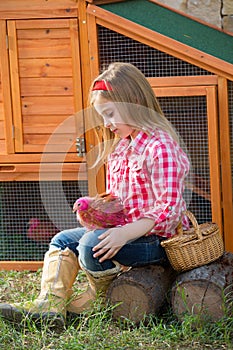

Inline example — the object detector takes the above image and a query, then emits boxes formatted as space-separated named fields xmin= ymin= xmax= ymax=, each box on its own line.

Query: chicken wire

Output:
xmin=98 ymin=25 xmax=213 ymax=224
xmin=98 ymin=26 xmax=213 ymax=77
xmin=0 ymin=181 xmax=88 ymax=261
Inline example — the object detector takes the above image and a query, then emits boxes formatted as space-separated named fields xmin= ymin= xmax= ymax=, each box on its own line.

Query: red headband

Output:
xmin=92 ymin=80 xmax=112 ymax=91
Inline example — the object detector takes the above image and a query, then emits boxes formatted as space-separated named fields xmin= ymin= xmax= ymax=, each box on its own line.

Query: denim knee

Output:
xmin=50 ymin=227 xmax=85 ymax=256
xmin=77 ymin=230 xmax=114 ymax=271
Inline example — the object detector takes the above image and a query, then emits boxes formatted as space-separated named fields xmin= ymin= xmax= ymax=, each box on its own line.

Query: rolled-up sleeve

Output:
xmin=141 ymin=142 xmax=190 ymax=236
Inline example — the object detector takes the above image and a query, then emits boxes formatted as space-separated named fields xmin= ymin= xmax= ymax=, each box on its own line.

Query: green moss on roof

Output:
xmin=100 ymin=0 xmax=233 ymax=64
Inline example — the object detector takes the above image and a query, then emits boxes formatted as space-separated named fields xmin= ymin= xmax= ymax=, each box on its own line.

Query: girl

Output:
xmin=0 ymin=62 xmax=190 ymax=332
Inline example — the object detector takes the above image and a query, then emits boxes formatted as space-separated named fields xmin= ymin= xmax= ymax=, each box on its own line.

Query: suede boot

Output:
xmin=67 ymin=261 xmax=121 ymax=315
xmin=0 ymin=248 xmax=79 ymax=332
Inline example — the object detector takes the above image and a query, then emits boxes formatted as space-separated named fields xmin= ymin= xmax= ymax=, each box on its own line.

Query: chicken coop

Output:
xmin=0 ymin=0 xmax=232 ymax=270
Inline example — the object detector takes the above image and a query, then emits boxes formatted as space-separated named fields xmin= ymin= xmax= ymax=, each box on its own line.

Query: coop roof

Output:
xmin=93 ymin=0 xmax=233 ymax=78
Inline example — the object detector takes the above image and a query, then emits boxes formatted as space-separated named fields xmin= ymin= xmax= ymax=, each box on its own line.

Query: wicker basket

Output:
xmin=161 ymin=211 xmax=224 ymax=272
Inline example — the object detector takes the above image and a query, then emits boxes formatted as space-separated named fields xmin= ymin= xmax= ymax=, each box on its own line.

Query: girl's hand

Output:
xmin=92 ymin=227 xmax=127 ymax=262
xmin=92 ymin=218 xmax=155 ymax=262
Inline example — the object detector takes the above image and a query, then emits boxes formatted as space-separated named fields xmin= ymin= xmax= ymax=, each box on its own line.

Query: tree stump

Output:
xmin=171 ymin=251 xmax=233 ymax=321
xmin=106 ymin=264 xmax=176 ymax=323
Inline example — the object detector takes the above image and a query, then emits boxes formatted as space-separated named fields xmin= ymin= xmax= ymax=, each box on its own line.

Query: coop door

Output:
xmin=7 ymin=18 xmax=84 ymax=155
xmin=151 ymin=83 xmax=221 ymax=229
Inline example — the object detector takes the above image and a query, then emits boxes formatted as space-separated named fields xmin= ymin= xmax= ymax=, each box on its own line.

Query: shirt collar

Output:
xmin=115 ymin=130 xmax=153 ymax=155
xmin=129 ymin=130 xmax=152 ymax=154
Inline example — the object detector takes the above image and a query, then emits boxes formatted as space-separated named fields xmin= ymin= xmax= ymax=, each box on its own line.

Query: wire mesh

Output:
xmin=0 ymin=181 xmax=88 ymax=261
xmin=158 ymin=96 xmax=211 ymax=223
xmin=98 ymin=25 xmax=213 ymax=224
xmin=98 ymin=26 xmax=213 ymax=77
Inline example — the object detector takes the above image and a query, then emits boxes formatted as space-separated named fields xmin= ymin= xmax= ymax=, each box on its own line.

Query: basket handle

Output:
xmin=177 ymin=210 xmax=202 ymax=239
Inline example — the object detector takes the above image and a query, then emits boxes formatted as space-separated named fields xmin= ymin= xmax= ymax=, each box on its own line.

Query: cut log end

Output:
xmin=107 ymin=264 xmax=176 ymax=323
xmin=107 ymin=281 xmax=150 ymax=322
xmin=172 ymin=280 xmax=225 ymax=320
xmin=171 ymin=251 xmax=233 ymax=321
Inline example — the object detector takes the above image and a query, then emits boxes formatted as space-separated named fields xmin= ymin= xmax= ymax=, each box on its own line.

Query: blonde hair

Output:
xmin=89 ymin=62 xmax=180 ymax=166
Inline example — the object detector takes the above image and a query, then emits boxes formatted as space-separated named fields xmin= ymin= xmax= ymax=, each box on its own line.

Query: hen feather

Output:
xmin=73 ymin=193 xmax=127 ymax=230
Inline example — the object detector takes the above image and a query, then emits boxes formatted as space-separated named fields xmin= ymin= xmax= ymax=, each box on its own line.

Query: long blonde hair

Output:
xmin=89 ymin=62 xmax=180 ymax=166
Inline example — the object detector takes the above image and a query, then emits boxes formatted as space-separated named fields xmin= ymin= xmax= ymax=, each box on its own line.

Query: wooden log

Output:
xmin=171 ymin=251 xmax=233 ymax=321
xmin=106 ymin=264 xmax=176 ymax=323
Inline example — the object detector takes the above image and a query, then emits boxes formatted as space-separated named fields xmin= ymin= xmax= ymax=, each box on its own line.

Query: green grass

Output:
xmin=0 ymin=270 xmax=232 ymax=350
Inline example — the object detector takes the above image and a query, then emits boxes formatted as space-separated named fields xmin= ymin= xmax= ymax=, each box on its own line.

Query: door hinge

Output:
xmin=76 ymin=137 xmax=86 ymax=157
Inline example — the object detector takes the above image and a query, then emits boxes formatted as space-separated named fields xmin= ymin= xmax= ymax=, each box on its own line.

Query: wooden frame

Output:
xmin=0 ymin=0 xmax=79 ymax=20
xmin=0 ymin=20 xmax=14 ymax=154
xmin=149 ymin=80 xmax=222 ymax=233
xmin=218 ymin=77 xmax=233 ymax=252
xmin=0 ymin=261 xmax=43 ymax=271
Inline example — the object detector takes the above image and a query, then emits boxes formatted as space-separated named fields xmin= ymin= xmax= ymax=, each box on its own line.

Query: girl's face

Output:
xmin=93 ymin=95 xmax=138 ymax=139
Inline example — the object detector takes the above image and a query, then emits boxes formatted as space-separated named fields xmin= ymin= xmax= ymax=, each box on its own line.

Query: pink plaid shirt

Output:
xmin=107 ymin=129 xmax=190 ymax=238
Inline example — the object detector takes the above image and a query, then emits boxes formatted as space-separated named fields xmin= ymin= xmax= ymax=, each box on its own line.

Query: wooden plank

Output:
xmin=152 ymin=85 xmax=208 ymax=97
xmin=23 ymin=125 xmax=76 ymax=134
xmin=87 ymin=12 xmax=100 ymax=81
xmin=69 ymin=18 xmax=85 ymax=157
xmin=0 ymin=153 xmax=82 ymax=163
xmin=23 ymin=144 xmax=76 ymax=153
xmin=8 ymin=20 xmax=24 ymax=152
xmin=20 ymin=77 xmax=73 ymax=96
xmin=0 ymin=0 xmax=77 ymax=11
xmin=0 ymin=162 xmax=87 ymax=181
xmin=15 ymin=18 xmax=70 ymax=29
xmin=23 ymin=114 xmax=74 ymax=125
xmin=218 ymin=77 xmax=233 ymax=252
xmin=206 ymin=86 xmax=223 ymax=233
xmin=0 ymin=9 xmax=78 ymax=20
xmin=23 ymin=134 xmax=77 ymax=145
xmin=0 ymin=261 xmax=43 ymax=271
xmin=0 ymin=20 xmax=14 ymax=153
xmin=69 ymin=18 xmax=83 ymax=113
xmin=0 ymin=173 xmax=84 ymax=181
xmin=21 ymin=96 xmax=74 ymax=115
xmin=86 ymin=12 xmax=106 ymax=195
xmin=0 ymin=162 xmax=82 ymax=172
xmin=78 ymin=0 xmax=92 ymax=108
xmin=148 ymin=76 xmax=218 ymax=87
xmin=87 ymin=4 xmax=233 ymax=81
xmin=19 ymin=58 xmax=73 ymax=78
xmin=88 ymin=0 xmax=124 ymax=4
xmin=0 ymin=0 xmax=78 ymax=20
xmin=18 ymin=38 xmax=71 ymax=58
xmin=0 ymin=104 xmax=4 ymax=120
xmin=17 ymin=28 xmax=71 ymax=40
xmin=0 ymin=141 xmax=6 ymax=154
xmin=81 ymin=6 xmax=107 ymax=196
xmin=0 ymin=163 xmax=87 ymax=181
xmin=23 ymin=115 xmax=76 ymax=134
xmin=0 ymin=120 xmax=5 ymax=138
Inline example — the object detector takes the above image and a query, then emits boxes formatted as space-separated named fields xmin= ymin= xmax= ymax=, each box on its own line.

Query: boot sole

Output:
xmin=0 ymin=303 xmax=66 ymax=333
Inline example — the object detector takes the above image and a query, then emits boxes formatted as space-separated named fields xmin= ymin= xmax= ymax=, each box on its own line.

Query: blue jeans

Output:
xmin=50 ymin=227 xmax=168 ymax=272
